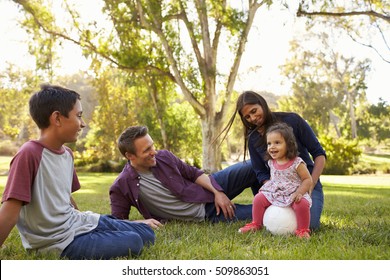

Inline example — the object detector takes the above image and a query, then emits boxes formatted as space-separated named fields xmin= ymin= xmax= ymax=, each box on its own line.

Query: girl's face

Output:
xmin=266 ymin=131 xmax=287 ymax=161
xmin=241 ymin=103 xmax=265 ymax=128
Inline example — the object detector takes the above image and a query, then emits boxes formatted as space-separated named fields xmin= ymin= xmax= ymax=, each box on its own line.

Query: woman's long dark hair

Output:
xmin=218 ymin=91 xmax=276 ymax=160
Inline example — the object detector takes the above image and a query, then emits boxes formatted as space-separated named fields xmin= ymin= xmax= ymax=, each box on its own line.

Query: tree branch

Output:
xmin=297 ymin=4 xmax=390 ymax=23
xmin=13 ymin=0 xmax=175 ymax=81
xmin=137 ymin=0 xmax=206 ymax=116
xmin=220 ymin=0 xmax=264 ymax=120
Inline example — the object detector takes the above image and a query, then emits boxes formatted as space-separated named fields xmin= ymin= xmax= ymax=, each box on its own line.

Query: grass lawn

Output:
xmin=0 ymin=155 xmax=389 ymax=260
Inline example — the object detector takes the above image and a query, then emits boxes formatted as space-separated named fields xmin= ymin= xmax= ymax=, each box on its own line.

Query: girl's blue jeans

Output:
xmin=60 ymin=215 xmax=155 ymax=260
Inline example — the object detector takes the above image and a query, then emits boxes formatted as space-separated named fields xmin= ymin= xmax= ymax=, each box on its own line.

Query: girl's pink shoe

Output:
xmin=238 ymin=222 xmax=261 ymax=233
xmin=295 ymin=228 xmax=311 ymax=239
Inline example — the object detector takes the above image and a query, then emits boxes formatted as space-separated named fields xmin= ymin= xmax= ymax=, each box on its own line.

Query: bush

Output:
xmin=0 ymin=140 xmax=19 ymax=156
xmin=350 ymin=162 xmax=377 ymax=175
xmin=319 ymin=135 xmax=362 ymax=175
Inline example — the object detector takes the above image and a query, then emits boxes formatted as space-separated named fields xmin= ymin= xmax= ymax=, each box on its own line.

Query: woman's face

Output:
xmin=241 ymin=103 xmax=265 ymax=128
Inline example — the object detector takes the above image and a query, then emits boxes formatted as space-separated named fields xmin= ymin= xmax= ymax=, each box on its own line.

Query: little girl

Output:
xmin=239 ymin=122 xmax=313 ymax=238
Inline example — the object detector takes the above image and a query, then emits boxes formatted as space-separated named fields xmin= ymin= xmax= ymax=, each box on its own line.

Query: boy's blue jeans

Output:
xmin=61 ymin=215 xmax=155 ymax=260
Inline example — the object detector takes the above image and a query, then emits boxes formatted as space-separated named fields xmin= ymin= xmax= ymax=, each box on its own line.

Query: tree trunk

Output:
xmin=148 ymin=78 xmax=169 ymax=149
xmin=200 ymin=116 xmax=222 ymax=173
xmin=346 ymin=90 xmax=358 ymax=139
xmin=329 ymin=110 xmax=341 ymax=138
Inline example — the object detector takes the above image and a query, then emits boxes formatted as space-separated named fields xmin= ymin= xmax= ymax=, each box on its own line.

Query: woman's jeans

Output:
xmin=61 ymin=215 xmax=155 ymax=260
xmin=309 ymin=180 xmax=324 ymax=230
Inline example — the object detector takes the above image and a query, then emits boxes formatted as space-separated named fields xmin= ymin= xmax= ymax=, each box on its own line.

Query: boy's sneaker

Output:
xmin=295 ymin=228 xmax=311 ymax=239
xmin=238 ymin=222 xmax=261 ymax=233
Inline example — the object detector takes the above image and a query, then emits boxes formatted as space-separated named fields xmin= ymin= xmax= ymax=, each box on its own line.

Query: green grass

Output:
xmin=0 ymin=157 xmax=390 ymax=260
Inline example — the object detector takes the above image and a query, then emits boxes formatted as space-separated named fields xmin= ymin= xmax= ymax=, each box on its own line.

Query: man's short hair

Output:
xmin=118 ymin=126 xmax=149 ymax=157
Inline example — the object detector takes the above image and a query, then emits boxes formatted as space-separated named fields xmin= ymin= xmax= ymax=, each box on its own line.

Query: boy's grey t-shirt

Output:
xmin=2 ymin=140 xmax=99 ymax=255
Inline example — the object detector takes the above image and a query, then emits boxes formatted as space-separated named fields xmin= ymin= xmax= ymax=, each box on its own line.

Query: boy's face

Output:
xmin=59 ymin=99 xmax=86 ymax=143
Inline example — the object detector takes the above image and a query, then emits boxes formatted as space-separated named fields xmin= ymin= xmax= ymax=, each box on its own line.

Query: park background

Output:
xmin=0 ymin=0 xmax=389 ymax=260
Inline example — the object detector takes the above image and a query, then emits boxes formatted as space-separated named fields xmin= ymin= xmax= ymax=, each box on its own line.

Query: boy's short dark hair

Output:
xmin=118 ymin=126 xmax=149 ymax=157
xmin=29 ymin=84 xmax=81 ymax=129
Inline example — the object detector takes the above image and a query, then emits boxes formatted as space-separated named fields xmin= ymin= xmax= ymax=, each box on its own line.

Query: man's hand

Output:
xmin=214 ymin=191 xmax=236 ymax=220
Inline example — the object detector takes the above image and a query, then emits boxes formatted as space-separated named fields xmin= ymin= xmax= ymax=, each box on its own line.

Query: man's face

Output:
xmin=127 ymin=134 xmax=157 ymax=172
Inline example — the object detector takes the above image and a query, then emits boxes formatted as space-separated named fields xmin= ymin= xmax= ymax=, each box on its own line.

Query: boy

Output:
xmin=0 ymin=84 xmax=158 ymax=259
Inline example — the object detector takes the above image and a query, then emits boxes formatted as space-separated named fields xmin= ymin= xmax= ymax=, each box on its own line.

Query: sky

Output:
xmin=0 ymin=0 xmax=389 ymax=104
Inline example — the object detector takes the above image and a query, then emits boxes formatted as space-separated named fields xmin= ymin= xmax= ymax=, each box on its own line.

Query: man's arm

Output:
xmin=195 ymin=174 xmax=236 ymax=219
xmin=0 ymin=199 xmax=22 ymax=247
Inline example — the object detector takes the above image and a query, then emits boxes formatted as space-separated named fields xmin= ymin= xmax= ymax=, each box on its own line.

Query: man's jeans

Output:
xmin=205 ymin=160 xmax=258 ymax=222
xmin=61 ymin=215 xmax=155 ymax=260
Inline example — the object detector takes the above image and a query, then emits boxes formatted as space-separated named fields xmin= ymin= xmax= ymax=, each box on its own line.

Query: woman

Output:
xmin=223 ymin=91 xmax=326 ymax=230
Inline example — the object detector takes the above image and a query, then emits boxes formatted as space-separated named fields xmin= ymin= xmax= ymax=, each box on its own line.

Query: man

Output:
xmin=109 ymin=125 xmax=259 ymax=223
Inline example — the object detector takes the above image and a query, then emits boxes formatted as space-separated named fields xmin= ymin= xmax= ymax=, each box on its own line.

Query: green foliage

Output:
xmin=78 ymin=69 xmax=140 ymax=166
xmin=0 ymin=65 xmax=40 ymax=142
xmin=13 ymin=0 xmax=268 ymax=171
xmin=357 ymin=99 xmax=390 ymax=143
xmin=319 ymin=134 xmax=362 ymax=175
xmin=17 ymin=0 xmax=59 ymax=81
xmin=160 ymin=101 xmax=202 ymax=164
xmin=78 ymin=68 xmax=203 ymax=168
xmin=280 ymin=34 xmax=372 ymax=140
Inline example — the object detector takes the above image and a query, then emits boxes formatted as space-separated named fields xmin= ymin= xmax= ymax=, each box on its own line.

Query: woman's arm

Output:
xmin=311 ymin=155 xmax=326 ymax=192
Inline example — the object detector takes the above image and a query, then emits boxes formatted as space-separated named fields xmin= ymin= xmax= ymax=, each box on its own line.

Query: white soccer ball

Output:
xmin=263 ymin=205 xmax=297 ymax=235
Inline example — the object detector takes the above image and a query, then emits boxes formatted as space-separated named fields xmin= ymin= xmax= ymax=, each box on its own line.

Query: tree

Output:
xmin=280 ymin=33 xmax=371 ymax=139
xmin=296 ymin=0 xmax=390 ymax=63
xmin=12 ymin=0 xmax=269 ymax=172
xmin=0 ymin=64 xmax=39 ymax=142
xmin=357 ymin=98 xmax=390 ymax=144
xmin=76 ymin=67 xmax=203 ymax=169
